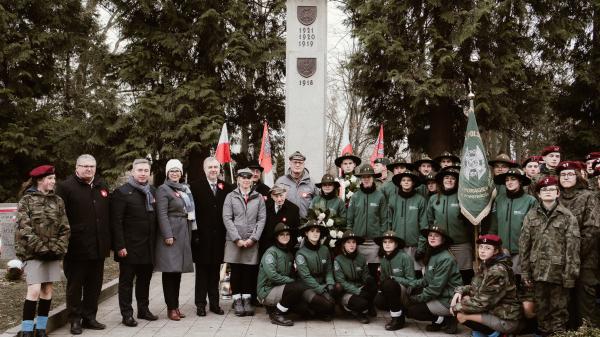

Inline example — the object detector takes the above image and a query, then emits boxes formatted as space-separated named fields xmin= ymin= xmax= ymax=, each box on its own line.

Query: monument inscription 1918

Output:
xmin=286 ymin=0 xmax=326 ymax=177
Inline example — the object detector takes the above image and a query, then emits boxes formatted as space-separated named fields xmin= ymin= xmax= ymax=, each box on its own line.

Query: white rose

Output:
xmin=318 ymin=213 xmax=326 ymax=221
xmin=329 ymin=239 xmax=337 ymax=248
xmin=337 ymin=231 xmax=344 ymax=238
xmin=351 ymin=176 xmax=358 ymax=183
xmin=326 ymin=219 xmax=334 ymax=227
xmin=329 ymin=230 xmax=337 ymax=238
xmin=346 ymin=191 xmax=354 ymax=198
xmin=344 ymin=180 xmax=351 ymax=187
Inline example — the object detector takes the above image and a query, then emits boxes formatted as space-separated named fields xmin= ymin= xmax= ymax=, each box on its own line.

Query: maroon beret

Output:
xmin=522 ymin=156 xmax=543 ymax=167
xmin=585 ymin=152 xmax=600 ymax=161
xmin=536 ymin=176 xmax=559 ymax=192
xmin=593 ymin=166 xmax=600 ymax=178
xmin=541 ymin=145 xmax=560 ymax=156
xmin=29 ymin=165 xmax=55 ymax=178
xmin=476 ymin=234 xmax=502 ymax=246
xmin=556 ymin=161 xmax=579 ymax=174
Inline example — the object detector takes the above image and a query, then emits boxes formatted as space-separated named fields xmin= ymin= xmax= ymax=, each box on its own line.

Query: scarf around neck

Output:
xmin=128 ymin=176 xmax=154 ymax=212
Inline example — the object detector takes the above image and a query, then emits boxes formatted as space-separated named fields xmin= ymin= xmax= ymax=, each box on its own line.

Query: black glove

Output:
xmin=37 ymin=251 xmax=61 ymax=261
xmin=414 ymin=250 xmax=425 ymax=262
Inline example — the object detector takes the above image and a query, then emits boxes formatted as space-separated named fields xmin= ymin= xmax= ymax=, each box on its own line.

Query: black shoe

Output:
xmin=209 ymin=305 xmax=224 ymax=315
xmin=82 ymin=319 xmax=106 ymax=330
xmin=70 ymin=319 xmax=82 ymax=335
xmin=243 ymin=297 xmax=255 ymax=316
xmin=122 ymin=316 xmax=138 ymax=327
xmin=233 ymin=298 xmax=245 ymax=316
xmin=351 ymin=311 xmax=370 ymax=324
xmin=426 ymin=320 xmax=443 ymax=332
xmin=269 ymin=307 xmax=294 ymax=326
xmin=385 ymin=315 xmax=405 ymax=331
xmin=137 ymin=309 xmax=158 ymax=321
xmin=19 ymin=332 xmax=35 ymax=337
xmin=196 ymin=307 xmax=206 ymax=316
xmin=35 ymin=330 xmax=48 ymax=337
xmin=444 ymin=316 xmax=458 ymax=334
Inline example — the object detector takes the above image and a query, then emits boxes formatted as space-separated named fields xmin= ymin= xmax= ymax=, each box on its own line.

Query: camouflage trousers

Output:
xmin=568 ymin=268 xmax=600 ymax=329
xmin=534 ymin=281 xmax=569 ymax=335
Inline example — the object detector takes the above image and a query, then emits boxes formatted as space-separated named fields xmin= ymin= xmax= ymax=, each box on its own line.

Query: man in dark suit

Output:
xmin=259 ymin=184 xmax=301 ymax=258
xmin=247 ymin=160 xmax=270 ymax=198
xmin=110 ymin=159 xmax=158 ymax=327
xmin=190 ymin=157 xmax=233 ymax=317
xmin=56 ymin=154 xmax=111 ymax=334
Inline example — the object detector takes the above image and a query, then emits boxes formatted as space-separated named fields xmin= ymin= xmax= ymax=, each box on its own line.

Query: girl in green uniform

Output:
xmin=373 ymin=230 xmax=415 ymax=330
xmin=310 ymin=174 xmax=346 ymax=221
xmin=450 ymin=234 xmax=522 ymax=336
xmin=295 ymin=220 xmax=336 ymax=320
xmin=333 ymin=230 xmax=377 ymax=323
xmin=406 ymin=226 xmax=463 ymax=334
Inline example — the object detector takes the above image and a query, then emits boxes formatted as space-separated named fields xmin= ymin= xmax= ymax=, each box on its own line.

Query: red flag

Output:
xmin=215 ymin=123 xmax=231 ymax=164
xmin=340 ymin=122 xmax=353 ymax=156
xmin=369 ymin=125 xmax=384 ymax=166
xmin=258 ymin=122 xmax=274 ymax=186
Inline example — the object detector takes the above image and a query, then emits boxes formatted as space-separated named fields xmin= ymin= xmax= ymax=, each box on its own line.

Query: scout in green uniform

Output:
xmin=374 ymin=157 xmax=392 ymax=188
xmin=346 ymin=165 xmax=388 ymax=278
xmin=381 ymin=158 xmax=414 ymax=201
xmin=423 ymin=173 xmax=438 ymax=203
xmin=373 ymin=231 xmax=415 ymax=330
xmin=295 ymin=220 xmax=336 ymax=320
xmin=257 ymin=223 xmax=308 ymax=326
xmin=556 ymin=161 xmax=600 ymax=328
xmin=415 ymin=154 xmax=440 ymax=199
xmin=539 ymin=145 xmax=561 ymax=177
xmin=335 ymin=153 xmax=361 ymax=205
xmin=405 ymin=226 xmax=462 ymax=334
xmin=519 ymin=176 xmax=580 ymax=336
xmin=434 ymin=151 xmax=461 ymax=170
xmin=387 ymin=170 xmax=428 ymax=275
xmin=489 ymin=168 xmax=537 ymax=275
xmin=488 ymin=153 xmax=519 ymax=198
xmin=310 ymin=174 xmax=346 ymax=221
xmin=426 ymin=167 xmax=474 ymax=284
xmin=333 ymin=230 xmax=376 ymax=324
xmin=451 ymin=234 xmax=522 ymax=336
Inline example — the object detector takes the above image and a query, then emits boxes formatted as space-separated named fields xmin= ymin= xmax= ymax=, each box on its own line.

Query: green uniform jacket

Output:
xmin=346 ymin=188 xmax=387 ymax=239
xmin=296 ymin=243 xmax=334 ymax=294
xmin=560 ymin=187 xmax=600 ymax=270
xmin=310 ymin=195 xmax=347 ymax=223
xmin=380 ymin=181 xmax=397 ymax=201
xmin=334 ymin=252 xmax=370 ymax=295
xmin=519 ymin=203 xmax=580 ymax=287
xmin=16 ymin=188 xmax=71 ymax=261
xmin=454 ymin=254 xmax=522 ymax=321
xmin=409 ymin=248 xmax=462 ymax=307
xmin=426 ymin=193 xmax=471 ymax=244
xmin=257 ymin=245 xmax=295 ymax=301
xmin=380 ymin=249 xmax=415 ymax=287
xmin=489 ymin=192 xmax=538 ymax=254
xmin=387 ymin=192 xmax=428 ymax=251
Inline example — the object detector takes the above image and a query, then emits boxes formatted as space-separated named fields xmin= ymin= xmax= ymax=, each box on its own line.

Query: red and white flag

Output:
xmin=215 ymin=123 xmax=231 ymax=164
xmin=340 ymin=121 xmax=353 ymax=156
xmin=258 ymin=122 xmax=274 ymax=187
xmin=369 ymin=125 xmax=384 ymax=166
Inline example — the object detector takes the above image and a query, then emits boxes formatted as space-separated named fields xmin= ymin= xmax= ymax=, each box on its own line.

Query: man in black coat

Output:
xmin=247 ymin=160 xmax=270 ymax=198
xmin=259 ymin=184 xmax=301 ymax=258
xmin=56 ymin=154 xmax=111 ymax=334
xmin=110 ymin=159 xmax=158 ymax=327
xmin=190 ymin=157 xmax=233 ymax=317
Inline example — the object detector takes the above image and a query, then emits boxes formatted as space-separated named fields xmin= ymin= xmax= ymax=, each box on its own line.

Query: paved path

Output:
xmin=47 ymin=274 xmax=469 ymax=337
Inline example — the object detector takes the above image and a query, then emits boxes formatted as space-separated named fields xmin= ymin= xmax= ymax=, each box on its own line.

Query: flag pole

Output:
xmin=229 ymin=162 xmax=235 ymax=184
xmin=468 ymin=79 xmax=480 ymax=271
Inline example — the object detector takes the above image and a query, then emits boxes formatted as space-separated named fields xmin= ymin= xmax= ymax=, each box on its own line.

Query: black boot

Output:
xmin=444 ymin=316 xmax=458 ymax=334
xmin=35 ymin=330 xmax=48 ymax=337
xmin=426 ymin=319 xmax=444 ymax=332
xmin=385 ymin=315 xmax=405 ymax=331
xmin=269 ymin=307 xmax=293 ymax=326
xmin=350 ymin=310 xmax=370 ymax=324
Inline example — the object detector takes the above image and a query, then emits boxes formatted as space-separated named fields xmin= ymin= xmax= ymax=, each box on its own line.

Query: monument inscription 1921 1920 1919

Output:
xmin=285 ymin=0 xmax=327 ymax=178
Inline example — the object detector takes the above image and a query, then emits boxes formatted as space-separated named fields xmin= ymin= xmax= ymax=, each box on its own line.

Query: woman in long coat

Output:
xmin=155 ymin=159 xmax=195 ymax=321
xmin=223 ymin=168 xmax=266 ymax=317
xmin=16 ymin=165 xmax=70 ymax=337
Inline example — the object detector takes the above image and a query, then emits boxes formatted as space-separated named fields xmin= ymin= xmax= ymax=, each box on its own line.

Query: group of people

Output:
xmin=12 ymin=145 xmax=600 ymax=337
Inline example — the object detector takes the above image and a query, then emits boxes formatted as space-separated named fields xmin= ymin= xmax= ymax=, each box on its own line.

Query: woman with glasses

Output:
xmin=556 ymin=161 xmax=600 ymax=329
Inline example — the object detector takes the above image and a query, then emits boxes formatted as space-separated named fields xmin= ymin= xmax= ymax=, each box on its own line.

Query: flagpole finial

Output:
xmin=468 ymin=78 xmax=475 ymax=99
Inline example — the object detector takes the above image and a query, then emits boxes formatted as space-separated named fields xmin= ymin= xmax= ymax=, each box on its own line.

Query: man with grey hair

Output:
xmin=56 ymin=154 xmax=111 ymax=334
xmin=275 ymin=151 xmax=317 ymax=218
xmin=190 ymin=157 xmax=233 ymax=316
xmin=110 ymin=158 xmax=158 ymax=327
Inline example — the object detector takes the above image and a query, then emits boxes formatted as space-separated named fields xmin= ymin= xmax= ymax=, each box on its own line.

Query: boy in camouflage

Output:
xmin=519 ymin=176 xmax=580 ymax=336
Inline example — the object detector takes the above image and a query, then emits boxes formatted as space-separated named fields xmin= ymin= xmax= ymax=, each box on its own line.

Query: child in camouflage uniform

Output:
xmin=519 ymin=176 xmax=580 ymax=336
xmin=16 ymin=165 xmax=71 ymax=337
xmin=451 ymin=234 xmax=521 ymax=336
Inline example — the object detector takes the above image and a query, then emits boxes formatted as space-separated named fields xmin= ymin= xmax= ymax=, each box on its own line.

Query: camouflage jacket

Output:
xmin=519 ymin=203 xmax=580 ymax=287
xmin=454 ymin=254 xmax=522 ymax=321
xmin=16 ymin=188 xmax=71 ymax=261
xmin=559 ymin=187 xmax=600 ymax=269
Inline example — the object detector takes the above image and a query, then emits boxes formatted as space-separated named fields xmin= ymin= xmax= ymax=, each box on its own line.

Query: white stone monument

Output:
xmin=285 ymin=0 xmax=327 ymax=178
xmin=0 ymin=203 xmax=18 ymax=263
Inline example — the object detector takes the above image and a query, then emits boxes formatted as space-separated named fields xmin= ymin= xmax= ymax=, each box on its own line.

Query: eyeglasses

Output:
xmin=540 ymin=186 xmax=558 ymax=192
xmin=559 ymin=172 xmax=576 ymax=178
xmin=77 ymin=165 xmax=96 ymax=169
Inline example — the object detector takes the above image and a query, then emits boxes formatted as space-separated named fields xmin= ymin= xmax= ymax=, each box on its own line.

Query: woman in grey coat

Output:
xmin=155 ymin=159 xmax=195 ymax=321
xmin=222 ymin=168 xmax=266 ymax=317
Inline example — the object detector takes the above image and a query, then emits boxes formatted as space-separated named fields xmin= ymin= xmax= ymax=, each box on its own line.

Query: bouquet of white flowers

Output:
xmin=305 ymin=207 xmax=347 ymax=248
